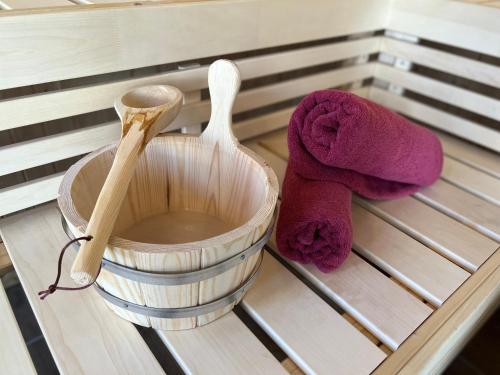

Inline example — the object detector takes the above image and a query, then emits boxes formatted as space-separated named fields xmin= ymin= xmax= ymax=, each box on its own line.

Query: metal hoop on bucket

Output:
xmin=60 ymin=209 xmax=276 ymax=286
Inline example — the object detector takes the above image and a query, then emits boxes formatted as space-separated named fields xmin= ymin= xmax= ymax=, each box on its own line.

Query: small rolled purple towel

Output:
xmin=277 ymin=90 xmax=443 ymax=272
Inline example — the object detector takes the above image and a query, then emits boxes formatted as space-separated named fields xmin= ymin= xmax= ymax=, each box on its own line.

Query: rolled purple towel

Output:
xmin=277 ymin=90 xmax=443 ymax=272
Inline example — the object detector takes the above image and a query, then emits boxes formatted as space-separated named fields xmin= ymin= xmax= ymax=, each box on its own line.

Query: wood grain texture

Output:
xmin=0 ymin=204 xmax=165 ymax=375
xmin=0 ymin=0 xmax=73 ymax=9
xmin=356 ymin=196 xmax=499 ymax=273
xmin=59 ymin=61 xmax=279 ymax=329
xmin=242 ymin=253 xmax=386 ymax=375
xmin=416 ymin=179 xmax=500 ymax=242
xmin=352 ymin=204 xmax=470 ymax=307
xmin=441 ymin=157 xmax=500 ymax=206
xmin=0 ymin=0 xmax=389 ymax=90
xmin=246 ymin=141 xmax=433 ymax=350
xmin=0 ymin=282 xmax=36 ymax=375
xmin=0 ymin=36 xmax=379 ymax=130
xmin=373 ymin=249 xmax=500 ymax=375
xmin=158 ymin=312 xmax=288 ymax=375
xmin=387 ymin=0 xmax=500 ymax=58
xmin=436 ymin=130 xmax=500 ymax=179
xmin=381 ymin=36 xmax=500 ymax=89
xmin=375 ymin=63 xmax=500 ymax=121
xmin=369 ymin=87 xmax=500 ymax=152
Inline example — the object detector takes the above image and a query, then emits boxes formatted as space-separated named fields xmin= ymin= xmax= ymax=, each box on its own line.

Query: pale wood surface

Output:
xmin=380 ymin=37 xmax=500 ymax=89
xmin=416 ymin=180 xmax=500 ymax=242
xmin=387 ymin=0 xmax=500 ymax=58
xmin=0 ymin=37 xmax=379 ymax=130
xmin=0 ymin=204 xmax=165 ymax=375
xmin=357 ymin=196 xmax=499 ymax=273
xmin=436 ymin=130 xmax=500 ymax=179
xmin=0 ymin=0 xmax=389 ymax=90
xmin=71 ymin=85 xmax=183 ymax=285
xmin=369 ymin=87 xmax=500 ymax=152
xmin=0 ymin=282 xmax=36 ymax=375
xmin=257 ymin=128 xmax=496 ymax=274
xmin=374 ymin=249 xmax=500 ymax=375
xmin=352 ymin=205 xmax=470 ymax=306
xmin=242 ymin=253 xmax=386 ymax=375
xmin=246 ymin=142 xmax=433 ymax=350
xmin=0 ymin=0 xmax=73 ymax=9
xmin=441 ymin=157 xmax=500 ymax=206
xmin=158 ymin=312 xmax=288 ymax=375
xmin=0 ymin=63 xmax=373 ymax=177
xmin=375 ymin=63 xmax=500 ymax=121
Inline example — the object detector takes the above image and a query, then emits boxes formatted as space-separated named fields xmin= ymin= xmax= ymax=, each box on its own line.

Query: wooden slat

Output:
xmin=0 ymin=0 xmax=73 ymax=9
xmin=0 ymin=173 xmax=63 ymax=216
xmin=0 ymin=37 xmax=379 ymax=130
xmin=369 ymin=87 xmax=500 ymax=152
xmin=373 ymin=249 xmax=500 ymax=374
xmin=441 ymin=157 xmax=500 ymax=206
xmin=0 ymin=0 xmax=389 ymax=90
xmin=436 ymin=130 xmax=500 ymax=179
xmin=380 ymin=37 xmax=500 ymax=89
xmin=387 ymin=0 xmax=500 ymax=59
xmin=241 ymin=252 xmax=386 ymax=375
xmin=0 ymin=204 xmax=165 ymax=375
xmin=158 ymin=312 xmax=288 ymax=375
xmin=0 ymin=63 xmax=373 ymax=177
xmin=0 ymin=282 xmax=36 ymax=375
xmin=255 ymin=131 xmax=473 ymax=305
xmin=356 ymin=196 xmax=499 ymax=273
xmin=246 ymin=141 xmax=433 ymax=350
xmin=415 ymin=179 xmax=500 ymax=242
xmin=352 ymin=204 xmax=470 ymax=307
xmin=375 ymin=63 xmax=500 ymax=121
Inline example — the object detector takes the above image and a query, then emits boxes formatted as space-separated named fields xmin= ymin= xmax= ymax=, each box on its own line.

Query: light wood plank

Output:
xmin=0 ymin=37 xmax=379 ymax=130
xmin=352 ymin=204 xmax=470 ymax=307
xmin=0 ymin=63 xmax=373 ymax=176
xmin=271 ymin=244 xmax=432 ymax=351
xmin=356 ymin=196 xmax=499 ymax=273
xmin=242 ymin=252 xmax=386 ymax=375
xmin=246 ymin=141 xmax=433 ymax=350
xmin=441 ymin=156 xmax=500 ymax=206
xmin=375 ymin=63 xmax=500 ymax=121
xmin=369 ymin=87 xmax=500 ymax=152
xmin=0 ymin=0 xmax=73 ymax=9
xmin=436 ymin=130 xmax=500 ymax=179
xmin=158 ymin=312 xmax=288 ymax=375
xmin=0 ymin=0 xmax=389 ymax=90
xmin=387 ymin=0 xmax=500 ymax=59
xmin=0 ymin=173 xmax=63 ymax=216
xmin=0 ymin=204 xmax=165 ymax=375
xmin=416 ymin=179 xmax=500 ymax=242
xmin=0 ymin=243 xmax=13 ymax=276
xmin=374 ymin=249 xmax=500 ymax=375
xmin=0 ymin=282 xmax=36 ymax=375
xmin=380 ymin=37 xmax=500 ymax=89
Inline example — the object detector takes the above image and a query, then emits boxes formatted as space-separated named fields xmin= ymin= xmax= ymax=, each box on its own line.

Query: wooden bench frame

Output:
xmin=1 ymin=1 xmax=499 ymax=374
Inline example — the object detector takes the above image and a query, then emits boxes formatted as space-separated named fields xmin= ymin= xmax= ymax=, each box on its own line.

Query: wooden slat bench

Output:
xmin=0 ymin=0 xmax=499 ymax=374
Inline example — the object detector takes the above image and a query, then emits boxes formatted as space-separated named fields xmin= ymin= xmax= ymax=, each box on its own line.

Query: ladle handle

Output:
xmin=200 ymin=60 xmax=241 ymax=150
xmin=70 ymin=124 xmax=145 ymax=285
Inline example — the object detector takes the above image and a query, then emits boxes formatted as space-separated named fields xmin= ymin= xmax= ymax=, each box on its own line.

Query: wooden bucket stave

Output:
xmin=58 ymin=60 xmax=279 ymax=330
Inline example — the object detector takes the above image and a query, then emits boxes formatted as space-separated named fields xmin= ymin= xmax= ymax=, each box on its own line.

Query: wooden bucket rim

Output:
xmin=58 ymin=132 xmax=279 ymax=253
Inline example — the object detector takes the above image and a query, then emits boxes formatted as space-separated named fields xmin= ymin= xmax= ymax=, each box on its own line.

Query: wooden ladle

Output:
xmin=71 ymin=85 xmax=183 ymax=285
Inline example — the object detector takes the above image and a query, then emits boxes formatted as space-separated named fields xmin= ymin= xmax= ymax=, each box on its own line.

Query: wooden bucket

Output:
xmin=58 ymin=60 xmax=279 ymax=330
